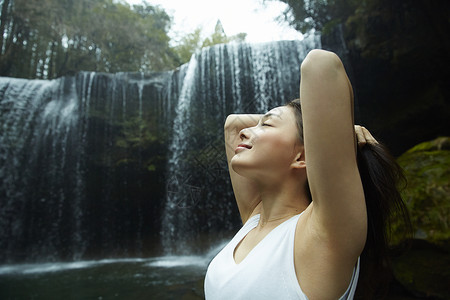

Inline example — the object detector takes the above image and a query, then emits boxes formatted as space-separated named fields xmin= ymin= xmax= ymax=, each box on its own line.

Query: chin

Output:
xmin=231 ymin=156 xmax=257 ymax=178
xmin=230 ymin=155 xmax=243 ymax=171
xmin=231 ymin=155 xmax=246 ymax=170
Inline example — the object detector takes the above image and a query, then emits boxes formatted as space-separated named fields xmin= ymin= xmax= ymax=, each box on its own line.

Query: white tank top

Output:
xmin=204 ymin=213 xmax=360 ymax=300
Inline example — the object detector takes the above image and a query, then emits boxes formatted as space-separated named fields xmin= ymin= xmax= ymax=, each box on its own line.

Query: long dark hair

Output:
xmin=287 ymin=99 xmax=412 ymax=298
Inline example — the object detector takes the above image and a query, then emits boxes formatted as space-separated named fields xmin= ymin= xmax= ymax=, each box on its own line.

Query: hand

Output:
xmin=355 ymin=125 xmax=378 ymax=148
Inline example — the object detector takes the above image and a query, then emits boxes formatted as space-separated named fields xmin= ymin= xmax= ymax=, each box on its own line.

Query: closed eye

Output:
xmin=262 ymin=123 xmax=272 ymax=127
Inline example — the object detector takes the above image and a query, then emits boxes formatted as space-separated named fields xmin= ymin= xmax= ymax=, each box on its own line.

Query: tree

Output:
xmin=202 ymin=20 xmax=246 ymax=47
xmin=201 ymin=20 xmax=229 ymax=47
xmin=172 ymin=27 xmax=203 ymax=64
xmin=173 ymin=20 xmax=247 ymax=65
xmin=0 ymin=0 xmax=178 ymax=79
xmin=266 ymin=0 xmax=357 ymax=34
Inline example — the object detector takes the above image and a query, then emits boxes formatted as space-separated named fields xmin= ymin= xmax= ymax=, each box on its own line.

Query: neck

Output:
xmin=255 ymin=176 xmax=309 ymax=228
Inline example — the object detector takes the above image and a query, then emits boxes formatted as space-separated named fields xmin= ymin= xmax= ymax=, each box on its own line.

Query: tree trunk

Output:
xmin=47 ymin=41 xmax=56 ymax=79
xmin=0 ymin=0 xmax=11 ymax=54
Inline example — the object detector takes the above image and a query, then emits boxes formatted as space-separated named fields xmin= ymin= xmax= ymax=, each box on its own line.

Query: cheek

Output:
xmin=258 ymin=131 xmax=293 ymax=149
xmin=255 ymin=134 xmax=296 ymax=162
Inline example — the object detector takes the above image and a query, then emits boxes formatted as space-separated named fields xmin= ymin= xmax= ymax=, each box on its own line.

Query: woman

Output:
xmin=204 ymin=49 xmax=410 ymax=299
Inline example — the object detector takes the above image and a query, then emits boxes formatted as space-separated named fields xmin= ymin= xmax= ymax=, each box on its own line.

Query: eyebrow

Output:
xmin=261 ymin=112 xmax=282 ymax=121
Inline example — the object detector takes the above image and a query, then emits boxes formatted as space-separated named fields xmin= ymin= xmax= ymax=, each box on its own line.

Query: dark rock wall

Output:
xmin=321 ymin=1 xmax=449 ymax=156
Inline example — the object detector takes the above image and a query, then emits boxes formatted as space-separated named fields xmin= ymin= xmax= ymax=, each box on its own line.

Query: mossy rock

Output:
xmin=396 ymin=137 xmax=450 ymax=244
xmin=391 ymin=239 xmax=450 ymax=299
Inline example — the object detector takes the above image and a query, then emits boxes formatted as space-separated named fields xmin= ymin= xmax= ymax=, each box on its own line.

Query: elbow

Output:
xmin=301 ymin=49 xmax=343 ymax=75
xmin=224 ymin=114 xmax=238 ymax=131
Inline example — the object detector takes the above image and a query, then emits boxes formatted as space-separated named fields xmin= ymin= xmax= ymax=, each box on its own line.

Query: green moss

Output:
xmin=392 ymin=240 xmax=450 ymax=299
xmin=396 ymin=137 xmax=450 ymax=244
xmin=404 ymin=137 xmax=450 ymax=154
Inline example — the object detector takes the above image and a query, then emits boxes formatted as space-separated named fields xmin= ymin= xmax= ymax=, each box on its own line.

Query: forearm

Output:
xmin=224 ymin=114 xmax=263 ymax=223
xmin=224 ymin=114 xmax=262 ymax=133
xmin=224 ymin=114 xmax=262 ymax=163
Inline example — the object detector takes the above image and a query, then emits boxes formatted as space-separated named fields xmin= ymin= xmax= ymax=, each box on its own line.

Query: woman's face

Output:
xmin=231 ymin=106 xmax=303 ymax=180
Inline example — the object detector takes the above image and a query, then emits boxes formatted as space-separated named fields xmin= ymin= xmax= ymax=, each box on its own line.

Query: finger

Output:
xmin=362 ymin=127 xmax=378 ymax=144
xmin=355 ymin=125 xmax=367 ymax=147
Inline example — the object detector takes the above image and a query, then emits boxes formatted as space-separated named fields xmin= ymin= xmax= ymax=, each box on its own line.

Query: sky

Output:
xmin=125 ymin=0 xmax=303 ymax=44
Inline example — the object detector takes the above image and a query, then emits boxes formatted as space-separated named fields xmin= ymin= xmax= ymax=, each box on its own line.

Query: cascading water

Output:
xmin=162 ymin=35 xmax=321 ymax=254
xmin=0 ymin=76 xmax=86 ymax=262
xmin=0 ymin=35 xmax=320 ymax=263
xmin=0 ymin=71 xmax=175 ymax=263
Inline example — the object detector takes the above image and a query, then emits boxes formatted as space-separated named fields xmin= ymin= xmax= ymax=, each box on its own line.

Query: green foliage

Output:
xmin=87 ymin=103 xmax=167 ymax=174
xmin=202 ymin=20 xmax=247 ymax=48
xmin=396 ymin=137 xmax=450 ymax=244
xmin=173 ymin=20 xmax=247 ymax=65
xmin=172 ymin=27 xmax=203 ymax=64
xmin=0 ymin=0 xmax=248 ymax=76
xmin=115 ymin=116 xmax=158 ymax=151
xmin=266 ymin=0 xmax=346 ymax=33
xmin=0 ymin=0 xmax=179 ymax=78
xmin=112 ymin=115 xmax=165 ymax=173
xmin=266 ymin=0 xmax=373 ymax=34
xmin=201 ymin=20 xmax=229 ymax=48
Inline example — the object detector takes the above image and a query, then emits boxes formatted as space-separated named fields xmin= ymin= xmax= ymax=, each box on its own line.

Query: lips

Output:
xmin=235 ymin=143 xmax=252 ymax=153
xmin=237 ymin=144 xmax=252 ymax=149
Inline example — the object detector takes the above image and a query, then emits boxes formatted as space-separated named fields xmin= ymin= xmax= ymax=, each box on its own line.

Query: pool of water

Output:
xmin=0 ymin=249 xmax=223 ymax=300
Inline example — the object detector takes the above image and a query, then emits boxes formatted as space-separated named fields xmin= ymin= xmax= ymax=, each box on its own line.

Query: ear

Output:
xmin=291 ymin=150 xmax=306 ymax=169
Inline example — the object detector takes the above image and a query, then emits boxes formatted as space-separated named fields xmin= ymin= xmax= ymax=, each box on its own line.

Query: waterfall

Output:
xmin=162 ymin=35 xmax=321 ymax=254
xmin=0 ymin=72 xmax=174 ymax=263
xmin=0 ymin=35 xmax=321 ymax=263
xmin=0 ymin=76 xmax=84 ymax=261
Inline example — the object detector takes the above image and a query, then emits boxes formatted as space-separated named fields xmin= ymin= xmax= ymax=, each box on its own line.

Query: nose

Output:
xmin=239 ymin=127 xmax=251 ymax=141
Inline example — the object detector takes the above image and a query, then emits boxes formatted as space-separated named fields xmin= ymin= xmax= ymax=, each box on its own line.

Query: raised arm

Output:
xmin=300 ymin=50 xmax=367 ymax=253
xmin=224 ymin=114 xmax=262 ymax=223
